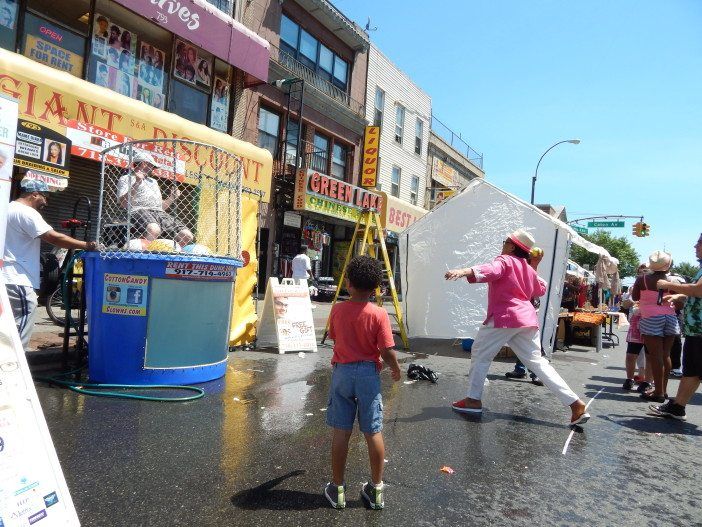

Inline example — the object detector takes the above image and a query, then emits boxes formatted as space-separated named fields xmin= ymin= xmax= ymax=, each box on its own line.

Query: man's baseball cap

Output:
xmin=20 ymin=179 xmax=51 ymax=193
xmin=132 ymin=151 xmax=157 ymax=167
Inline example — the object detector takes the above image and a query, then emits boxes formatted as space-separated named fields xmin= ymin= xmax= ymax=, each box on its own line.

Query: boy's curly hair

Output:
xmin=346 ymin=255 xmax=383 ymax=292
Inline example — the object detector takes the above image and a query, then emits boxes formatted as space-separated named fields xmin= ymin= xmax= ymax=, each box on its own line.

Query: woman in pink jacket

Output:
xmin=445 ymin=229 xmax=590 ymax=425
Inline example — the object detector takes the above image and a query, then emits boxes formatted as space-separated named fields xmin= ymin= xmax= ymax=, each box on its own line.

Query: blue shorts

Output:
xmin=639 ymin=315 xmax=680 ymax=337
xmin=326 ymin=362 xmax=383 ymax=434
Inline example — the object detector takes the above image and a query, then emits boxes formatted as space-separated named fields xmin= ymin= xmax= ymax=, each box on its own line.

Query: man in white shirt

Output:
xmin=291 ymin=245 xmax=312 ymax=281
xmin=2 ymin=179 xmax=97 ymax=349
xmin=116 ymin=151 xmax=193 ymax=247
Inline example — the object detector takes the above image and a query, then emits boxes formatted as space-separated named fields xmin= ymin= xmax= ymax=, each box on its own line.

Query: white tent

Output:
xmin=398 ymin=179 xmax=609 ymax=353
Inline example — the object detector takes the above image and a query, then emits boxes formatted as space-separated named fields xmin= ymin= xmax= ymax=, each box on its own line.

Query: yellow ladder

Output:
xmin=321 ymin=208 xmax=409 ymax=349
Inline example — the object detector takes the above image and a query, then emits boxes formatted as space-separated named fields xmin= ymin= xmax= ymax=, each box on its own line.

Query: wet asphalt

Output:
xmin=35 ymin=326 xmax=702 ymax=526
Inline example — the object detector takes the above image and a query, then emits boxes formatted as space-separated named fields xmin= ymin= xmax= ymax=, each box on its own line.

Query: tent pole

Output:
xmin=542 ymin=228 xmax=560 ymax=350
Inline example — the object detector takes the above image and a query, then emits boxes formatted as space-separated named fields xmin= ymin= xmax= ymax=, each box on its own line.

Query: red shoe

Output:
xmin=633 ymin=375 xmax=643 ymax=383
xmin=451 ymin=399 xmax=483 ymax=414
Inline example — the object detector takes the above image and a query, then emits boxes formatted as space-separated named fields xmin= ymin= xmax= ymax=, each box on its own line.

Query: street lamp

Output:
xmin=531 ymin=139 xmax=580 ymax=205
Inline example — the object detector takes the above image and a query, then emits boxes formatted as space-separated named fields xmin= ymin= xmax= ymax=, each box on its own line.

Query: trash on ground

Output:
xmin=407 ymin=363 xmax=438 ymax=383
xmin=298 ymin=352 xmax=306 ymax=358
xmin=440 ymin=466 xmax=455 ymax=474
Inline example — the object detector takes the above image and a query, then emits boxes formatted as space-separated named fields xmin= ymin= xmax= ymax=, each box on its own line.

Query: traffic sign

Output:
xmin=588 ymin=221 xmax=625 ymax=228
xmin=573 ymin=225 xmax=588 ymax=235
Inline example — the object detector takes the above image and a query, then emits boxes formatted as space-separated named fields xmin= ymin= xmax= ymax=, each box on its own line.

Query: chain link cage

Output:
xmin=97 ymin=139 xmax=243 ymax=260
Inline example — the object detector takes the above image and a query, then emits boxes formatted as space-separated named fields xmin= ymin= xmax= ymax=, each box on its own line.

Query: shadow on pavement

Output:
xmin=601 ymin=414 xmax=702 ymax=436
xmin=395 ymin=405 xmax=567 ymax=430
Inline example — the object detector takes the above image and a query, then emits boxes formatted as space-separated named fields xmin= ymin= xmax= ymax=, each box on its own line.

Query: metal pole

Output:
xmin=531 ymin=140 xmax=578 ymax=205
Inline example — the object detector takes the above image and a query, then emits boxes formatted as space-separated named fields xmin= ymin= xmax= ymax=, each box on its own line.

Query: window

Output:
xmin=331 ymin=143 xmax=347 ymax=180
xmin=258 ymin=107 xmax=280 ymax=157
xmin=311 ymin=132 xmax=329 ymax=172
xmin=204 ymin=0 xmax=234 ymax=17
xmin=299 ymin=28 xmax=317 ymax=69
xmin=278 ymin=14 xmax=349 ymax=91
xmin=22 ymin=13 xmax=86 ymax=78
xmin=284 ymin=118 xmax=300 ymax=165
xmin=374 ymin=87 xmax=384 ymax=127
xmin=391 ymin=166 xmax=401 ymax=197
xmin=395 ymin=105 xmax=405 ymax=144
xmin=415 ymin=118 xmax=423 ymax=155
xmin=169 ymin=81 xmax=208 ymax=124
xmin=410 ymin=176 xmax=419 ymax=205
xmin=280 ymin=14 xmax=299 ymax=54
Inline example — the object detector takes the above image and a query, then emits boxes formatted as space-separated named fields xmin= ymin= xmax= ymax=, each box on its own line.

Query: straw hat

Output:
xmin=507 ymin=229 xmax=535 ymax=253
xmin=648 ymin=250 xmax=672 ymax=272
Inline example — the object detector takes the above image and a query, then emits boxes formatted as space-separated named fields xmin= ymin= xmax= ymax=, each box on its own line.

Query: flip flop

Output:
xmin=570 ymin=412 xmax=590 ymax=426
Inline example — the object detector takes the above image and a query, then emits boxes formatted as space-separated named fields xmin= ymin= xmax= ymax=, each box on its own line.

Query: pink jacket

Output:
xmin=469 ymin=255 xmax=547 ymax=328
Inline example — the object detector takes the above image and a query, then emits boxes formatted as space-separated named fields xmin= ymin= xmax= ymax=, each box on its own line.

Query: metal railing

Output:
xmin=273 ymin=139 xmax=328 ymax=178
xmin=431 ymin=115 xmax=484 ymax=169
xmin=269 ymin=42 xmax=366 ymax=118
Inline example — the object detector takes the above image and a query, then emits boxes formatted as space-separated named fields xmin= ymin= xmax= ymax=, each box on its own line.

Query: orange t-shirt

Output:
xmin=328 ymin=300 xmax=395 ymax=368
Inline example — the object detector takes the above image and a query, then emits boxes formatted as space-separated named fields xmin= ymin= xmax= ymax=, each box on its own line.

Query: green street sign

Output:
xmin=587 ymin=221 xmax=625 ymax=228
xmin=573 ymin=225 xmax=588 ymax=235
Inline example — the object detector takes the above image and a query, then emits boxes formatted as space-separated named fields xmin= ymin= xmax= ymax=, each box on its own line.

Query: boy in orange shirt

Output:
xmin=324 ymin=256 xmax=401 ymax=510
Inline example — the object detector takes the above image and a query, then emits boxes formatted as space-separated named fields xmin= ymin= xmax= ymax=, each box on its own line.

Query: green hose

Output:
xmin=47 ymin=254 xmax=206 ymax=403
xmin=35 ymin=375 xmax=205 ymax=402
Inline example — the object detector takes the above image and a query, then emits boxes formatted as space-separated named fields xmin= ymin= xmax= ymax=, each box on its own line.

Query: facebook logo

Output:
xmin=126 ymin=288 xmax=143 ymax=305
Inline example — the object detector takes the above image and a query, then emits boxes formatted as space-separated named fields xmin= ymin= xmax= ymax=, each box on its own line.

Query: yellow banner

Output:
xmin=230 ymin=195 xmax=260 ymax=345
xmin=379 ymin=192 xmax=427 ymax=233
xmin=432 ymin=158 xmax=458 ymax=188
xmin=0 ymin=49 xmax=272 ymax=200
xmin=361 ymin=126 xmax=380 ymax=188
xmin=24 ymin=35 xmax=83 ymax=78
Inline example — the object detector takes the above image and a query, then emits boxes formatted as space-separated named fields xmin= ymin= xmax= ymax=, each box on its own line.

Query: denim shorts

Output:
xmin=639 ymin=315 xmax=680 ymax=337
xmin=326 ymin=361 xmax=383 ymax=434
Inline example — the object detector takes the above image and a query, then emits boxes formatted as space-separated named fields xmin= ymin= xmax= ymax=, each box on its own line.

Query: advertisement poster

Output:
xmin=0 ymin=285 xmax=80 ymax=526
xmin=23 ymin=32 xmax=83 ymax=78
xmin=210 ymin=76 xmax=230 ymax=132
xmin=137 ymin=42 xmax=165 ymax=109
xmin=164 ymin=262 xmax=235 ymax=281
xmin=91 ymin=14 xmax=138 ymax=100
xmin=0 ymin=95 xmax=18 ymax=264
xmin=173 ymin=39 xmax=211 ymax=89
xmin=13 ymin=121 xmax=71 ymax=178
xmin=102 ymin=273 xmax=149 ymax=316
xmin=257 ymin=278 xmax=317 ymax=353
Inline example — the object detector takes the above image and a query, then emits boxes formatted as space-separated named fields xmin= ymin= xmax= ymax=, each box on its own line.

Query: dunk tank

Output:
xmin=84 ymin=139 xmax=244 ymax=384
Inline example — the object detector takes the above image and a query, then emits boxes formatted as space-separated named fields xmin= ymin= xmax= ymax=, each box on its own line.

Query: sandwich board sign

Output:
xmin=257 ymin=278 xmax=317 ymax=353
xmin=0 ymin=96 xmax=80 ymax=526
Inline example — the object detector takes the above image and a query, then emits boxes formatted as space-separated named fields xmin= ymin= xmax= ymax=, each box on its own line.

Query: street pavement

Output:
xmin=32 ymin=304 xmax=702 ymax=526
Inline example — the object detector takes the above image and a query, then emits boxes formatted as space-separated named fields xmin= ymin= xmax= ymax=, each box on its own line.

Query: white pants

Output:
xmin=466 ymin=324 xmax=579 ymax=406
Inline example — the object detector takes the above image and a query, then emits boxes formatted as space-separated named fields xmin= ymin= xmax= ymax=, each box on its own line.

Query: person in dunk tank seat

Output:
xmin=116 ymin=151 xmax=193 ymax=248
xmin=444 ymin=228 xmax=590 ymax=426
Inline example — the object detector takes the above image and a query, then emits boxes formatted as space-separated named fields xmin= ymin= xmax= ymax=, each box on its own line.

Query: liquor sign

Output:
xmin=587 ymin=221 xmax=624 ymax=228
xmin=573 ymin=225 xmax=588 ymax=235
xmin=294 ymin=169 xmax=383 ymax=222
xmin=14 ymin=120 xmax=71 ymax=178
xmin=361 ymin=126 xmax=380 ymax=188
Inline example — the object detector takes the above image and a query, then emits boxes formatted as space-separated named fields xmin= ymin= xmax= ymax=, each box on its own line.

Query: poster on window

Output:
xmin=0 ymin=0 xmax=18 ymax=29
xmin=173 ymin=38 xmax=211 ymax=89
xmin=138 ymin=42 xmax=165 ymax=92
xmin=94 ymin=16 xmax=137 ymax=76
xmin=108 ymin=67 xmax=136 ymax=98
xmin=210 ymin=76 xmax=230 ymax=132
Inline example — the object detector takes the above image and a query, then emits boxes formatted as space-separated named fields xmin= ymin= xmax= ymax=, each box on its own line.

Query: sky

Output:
xmin=335 ymin=0 xmax=701 ymax=270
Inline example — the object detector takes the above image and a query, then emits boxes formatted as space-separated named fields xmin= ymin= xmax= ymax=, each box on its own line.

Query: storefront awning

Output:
xmin=379 ymin=192 xmax=427 ymax=234
xmin=115 ymin=0 xmax=270 ymax=83
xmin=0 ymin=49 xmax=272 ymax=201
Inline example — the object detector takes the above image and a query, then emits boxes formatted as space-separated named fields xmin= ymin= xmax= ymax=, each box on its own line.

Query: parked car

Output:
xmin=313 ymin=277 xmax=338 ymax=301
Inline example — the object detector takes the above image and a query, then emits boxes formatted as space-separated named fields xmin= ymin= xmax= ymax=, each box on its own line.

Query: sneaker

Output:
xmin=636 ymin=381 xmax=652 ymax=394
xmin=649 ymin=401 xmax=686 ymax=420
xmin=530 ymin=375 xmax=544 ymax=387
xmin=633 ymin=375 xmax=643 ymax=383
xmin=451 ymin=399 xmax=483 ymax=413
xmin=671 ymin=369 xmax=683 ymax=378
xmin=361 ymin=482 xmax=384 ymax=510
xmin=639 ymin=392 xmax=665 ymax=403
xmin=324 ymin=483 xmax=346 ymax=509
xmin=622 ymin=378 xmax=634 ymax=391
xmin=505 ymin=370 xmax=527 ymax=379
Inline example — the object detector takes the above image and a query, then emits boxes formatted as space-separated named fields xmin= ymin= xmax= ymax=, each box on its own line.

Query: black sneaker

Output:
xmin=639 ymin=392 xmax=665 ymax=403
xmin=324 ymin=483 xmax=346 ymax=509
xmin=505 ymin=370 xmax=527 ymax=379
xmin=636 ymin=381 xmax=652 ymax=394
xmin=622 ymin=379 xmax=634 ymax=391
xmin=530 ymin=375 xmax=544 ymax=387
xmin=361 ymin=482 xmax=384 ymax=510
xmin=649 ymin=401 xmax=687 ymax=421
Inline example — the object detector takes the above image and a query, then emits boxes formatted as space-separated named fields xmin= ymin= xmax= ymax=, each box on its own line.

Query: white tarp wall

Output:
xmin=399 ymin=179 xmax=578 ymax=353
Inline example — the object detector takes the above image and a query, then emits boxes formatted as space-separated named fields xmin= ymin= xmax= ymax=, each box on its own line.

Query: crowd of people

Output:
xmin=619 ymin=240 xmax=702 ymax=421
